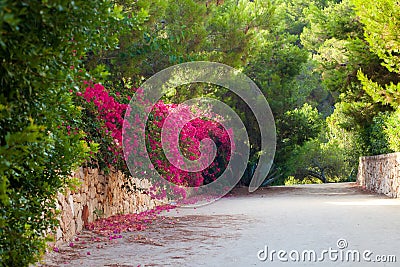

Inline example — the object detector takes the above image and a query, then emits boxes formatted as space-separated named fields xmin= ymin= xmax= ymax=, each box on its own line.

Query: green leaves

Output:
xmin=0 ymin=0 xmax=136 ymax=265
xmin=349 ymin=0 xmax=400 ymax=154
xmin=297 ymin=0 xmax=400 ymax=186
xmin=352 ymin=0 xmax=400 ymax=110
xmin=353 ymin=0 xmax=400 ymax=73
xmin=384 ymin=108 xmax=400 ymax=152
xmin=358 ymin=71 xmax=400 ymax=108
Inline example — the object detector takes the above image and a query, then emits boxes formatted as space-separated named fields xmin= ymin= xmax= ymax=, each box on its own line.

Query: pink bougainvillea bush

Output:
xmin=143 ymin=100 xmax=232 ymax=200
xmin=76 ymin=81 xmax=130 ymax=171
xmin=82 ymin=82 xmax=127 ymax=162
xmin=79 ymin=82 xmax=233 ymax=201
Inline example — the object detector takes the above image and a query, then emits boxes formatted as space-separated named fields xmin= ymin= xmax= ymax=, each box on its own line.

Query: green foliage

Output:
xmin=353 ymin=0 xmax=400 ymax=74
xmin=274 ymin=0 xmax=334 ymax=37
xmin=241 ymin=0 xmax=329 ymax=185
xmin=285 ymin=138 xmax=347 ymax=183
xmin=368 ymin=112 xmax=393 ymax=155
xmin=245 ymin=0 xmax=313 ymax=116
xmin=383 ymin=109 xmax=400 ymax=152
xmin=274 ymin=104 xmax=325 ymax=183
xmin=284 ymin=175 xmax=323 ymax=185
xmin=301 ymin=0 xmax=369 ymax=96
xmin=365 ymin=108 xmax=400 ymax=155
xmin=351 ymin=0 xmax=400 ymax=112
xmin=3 ymin=0 xmax=399 ymax=263
xmin=285 ymin=102 xmax=364 ymax=183
xmin=245 ymin=38 xmax=309 ymax=116
xmin=358 ymin=71 xmax=400 ymax=109
xmin=0 ymin=0 xmax=134 ymax=265
xmin=91 ymin=0 xmax=274 ymax=91
xmin=278 ymin=103 xmax=324 ymax=148
xmin=324 ymin=102 xmax=366 ymax=170
xmin=351 ymin=0 xmax=400 ymax=155
xmin=206 ymin=0 xmax=273 ymax=66
xmin=297 ymin=0 xmax=400 ymax=183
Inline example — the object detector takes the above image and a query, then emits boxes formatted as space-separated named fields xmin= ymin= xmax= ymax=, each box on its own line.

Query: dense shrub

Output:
xmin=80 ymin=83 xmax=233 ymax=200
xmin=145 ymin=100 xmax=232 ymax=196
xmin=365 ymin=110 xmax=400 ymax=156
xmin=368 ymin=112 xmax=393 ymax=155
xmin=384 ymin=109 xmax=400 ymax=152
xmin=78 ymin=82 xmax=129 ymax=171
xmin=0 ymin=1 xmax=143 ymax=266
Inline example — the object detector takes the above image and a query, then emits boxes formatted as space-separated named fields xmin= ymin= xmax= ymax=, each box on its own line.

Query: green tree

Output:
xmin=352 ymin=0 xmax=400 ymax=153
xmin=285 ymin=102 xmax=364 ymax=183
xmin=88 ymin=0 xmax=274 ymax=91
xmin=298 ymin=0 xmax=399 ymax=176
xmin=285 ymin=139 xmax=341 ymax=183
xmin=352 ymin=0 xmax=400 ymax=108
xmin=273 ymin=104 xmax=325 ymax=183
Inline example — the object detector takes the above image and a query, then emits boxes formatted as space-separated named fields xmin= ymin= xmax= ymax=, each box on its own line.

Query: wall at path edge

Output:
xmin=55 ymin=167 xmax=160 ymax=244
xmin=357 ymin=152 xmax=400 ymax=198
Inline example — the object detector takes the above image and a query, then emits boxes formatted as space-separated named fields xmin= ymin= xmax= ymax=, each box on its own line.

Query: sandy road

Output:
xmin=40 ymin=183 xmax=400 ymax=267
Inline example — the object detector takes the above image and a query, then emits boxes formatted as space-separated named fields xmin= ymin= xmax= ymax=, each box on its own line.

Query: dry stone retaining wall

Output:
xmin=55 ymin=167 xmax=159 ymax=244
xmin=357 ymin=152 xmax=400 ymax=198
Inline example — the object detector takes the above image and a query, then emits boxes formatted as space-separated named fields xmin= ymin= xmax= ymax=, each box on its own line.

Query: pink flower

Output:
xmin=78 ymin=83 xmax=234 ymax=200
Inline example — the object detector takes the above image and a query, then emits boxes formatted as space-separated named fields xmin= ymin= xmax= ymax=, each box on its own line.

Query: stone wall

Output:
xmin=55 ymin=167 xmax=159 ymax=244
xmin=357 ymin=152 xmax=400 ymax=198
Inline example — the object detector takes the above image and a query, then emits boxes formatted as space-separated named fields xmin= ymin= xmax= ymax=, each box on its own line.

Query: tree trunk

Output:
xmin=307 ymin=169 xmax=326 ymax=183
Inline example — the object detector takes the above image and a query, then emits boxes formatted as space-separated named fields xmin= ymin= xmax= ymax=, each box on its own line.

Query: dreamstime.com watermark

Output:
xmin=257 ymin=239 xmax=397 ymax=263
xmin=122 ymin=61 xmax=276 ymax=207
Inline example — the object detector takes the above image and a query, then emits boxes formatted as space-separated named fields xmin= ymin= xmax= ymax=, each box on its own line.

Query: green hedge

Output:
xmin=0 ymin=1 xmax=133 ymax=265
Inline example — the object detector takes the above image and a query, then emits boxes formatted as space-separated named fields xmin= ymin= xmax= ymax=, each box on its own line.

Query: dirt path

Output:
xmin=40 ymin=183 xmax=400 ymax=266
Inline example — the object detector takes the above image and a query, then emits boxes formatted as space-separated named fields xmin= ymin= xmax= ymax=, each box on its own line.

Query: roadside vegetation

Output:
xmin=1 ymin=0 xmax=398 ymax=265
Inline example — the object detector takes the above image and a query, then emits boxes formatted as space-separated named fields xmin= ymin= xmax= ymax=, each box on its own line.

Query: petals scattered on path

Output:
xmin=86 ymin=204 xmax=176 ymax=237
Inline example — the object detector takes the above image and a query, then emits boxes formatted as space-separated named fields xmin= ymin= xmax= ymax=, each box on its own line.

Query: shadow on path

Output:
xmin=40 ymin=183 xmax=400 ymax=267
